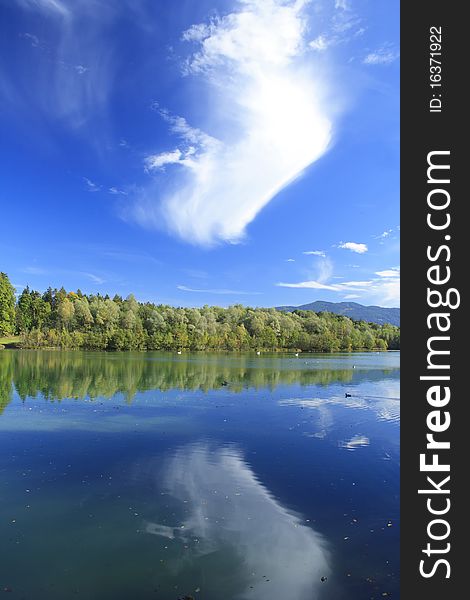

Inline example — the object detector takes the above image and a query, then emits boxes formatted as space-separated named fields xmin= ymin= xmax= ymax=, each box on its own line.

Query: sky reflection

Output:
xmin=144 ymin=443 xmax=331 ymax=600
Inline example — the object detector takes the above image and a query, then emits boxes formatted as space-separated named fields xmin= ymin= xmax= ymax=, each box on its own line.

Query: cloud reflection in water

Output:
xmin=145 ymin=443 xmax=331 ymax=599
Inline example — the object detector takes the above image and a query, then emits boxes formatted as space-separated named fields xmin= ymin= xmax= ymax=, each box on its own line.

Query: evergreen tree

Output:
xmin=0 ymin=272 xmax=16 ymax=336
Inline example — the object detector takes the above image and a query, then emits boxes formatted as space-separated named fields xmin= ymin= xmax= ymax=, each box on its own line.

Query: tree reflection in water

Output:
xmin=0 ymin=350 xmax=392 ymax=412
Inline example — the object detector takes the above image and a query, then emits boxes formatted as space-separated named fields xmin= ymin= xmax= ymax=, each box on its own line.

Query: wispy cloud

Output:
xmin=108 ymin=187 xmax=127 ymax=196
xmin=277 ymin=279 xmax=372 ymax=291
xmin=177 ymin=285 xmax=261 ymax=296
xmin=315 ymin=256 xmax=334 ymax=284
xmin=74 ymin=65 xmax=88 ymax=75
xmin=10 ymin=0 xmax=116 ymax=128
xmin=145 ymin=149 xmax=180 ymax=171
xmin=22 ymin=266 xmax=47 ymax=275
xmin=277 ymin=280 xmax=338 ymax=291
xmin=303 ymin=250 xmax=326 ymax=257
xmin=286 ymin=258 xmax=296 ymax=262
xmin=374 ymin=229 xmax=393 ymax=240
xmin=83 ymin=177 xmax=100 ymax=192
xmin=375 ymin=267 xmax=399 ymax=278
xmin=16 ymin=0 xmax=71 ymax=18
xmin=308 ymin=35 xmax=330 ymax=52
xmin=363 ymin=44 xmax=399 ymax=65
xmin=19 ymin=32 xmax=41 ymax=47
xmin=129 ymin=0 xmax=334 ymax=246
xmin=82 ymin=272 xmax=105 ymax=284
xmin=277 ymin=267 xmax=400 ymax=306
xmin=309 ymin=0 xmax=363 ymax=52
xmin=338 ymin=241 xmax=368 ymax=254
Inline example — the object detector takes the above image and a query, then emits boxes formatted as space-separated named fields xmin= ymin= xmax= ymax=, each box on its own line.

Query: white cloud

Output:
xmin=144 ymin=149 xmax=184 ymax=170
xmin=303 ymin=250 xmax=326 ymax=257
xmin=132 ymin=0 xmax=334 ymax=245
xmin=277 ymin=280 xmax=339 ymax=291
xmin=83 ymin=177 xmax=100 ymax=192
xmin=363 ymin=45 xmax=399 ymax=65
xmin=286 ymin=258 xmax=296 ymax=262
xmin=376 ymin=268 xmax=400 ymax=278
xmin=338 ymin=241 xmax=368 ymax=254
xmin=177 ymin=285 xmax=260 ymax=295
xmin=20 ymin=32 xmax=41 ymax=47
xmin=277 ymin=279 xmax=379 ymax=292
xmin=152 ymin=106 xmax=218 ymax=149
xmin=308 ymin=35 xmax=330 ymax=52
xmin=308 ymin=0 xmax=363 ymax=53
xmin=108 ymin=187 xmax=127 ymax=196
xmin=74 ymin=65 xmax=88 ymax=75
xmin=16 ymin=0 xmax=71 ymax=18
xmin=376 ymin=276 xmax=400 ymax=306
xmin=279 ymin=255 xmax=333 ymax=288
xmin=375 ymin=229 xmax=393 ymax=239
xmin=181 ymin=22 xmax=212 ymax=43
xmin=332 ymin=4 xmax=361 ymax=34
xmin=316 ymin=256 xmax=334 ymax=284
xmin=277 ymin=267 xmax=400 ymax=306
xmin=341 ymin=280 xmax=373 ymax=287
xmin=82 ymin=272 xmax=105 ymax=284
xmin=11 ymin=1 xmax=116 ymax=128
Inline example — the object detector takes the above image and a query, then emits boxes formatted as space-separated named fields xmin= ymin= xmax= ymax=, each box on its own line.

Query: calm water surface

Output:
xmin=0 ymin=351 xmax=399 ymax=599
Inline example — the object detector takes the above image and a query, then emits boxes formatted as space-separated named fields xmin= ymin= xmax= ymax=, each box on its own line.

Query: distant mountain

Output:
xmin=276 ymin=301 xmax=400 ymax=327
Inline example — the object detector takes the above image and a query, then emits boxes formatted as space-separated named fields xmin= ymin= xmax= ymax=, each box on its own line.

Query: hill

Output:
xmin=276 ymin=301 xmax=400 ymax=327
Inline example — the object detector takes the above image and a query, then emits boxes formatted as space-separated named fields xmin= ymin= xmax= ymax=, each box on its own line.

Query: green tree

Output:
xmin=17 ymin=286 xmax=33 ymax=332
xmin=57 ymin=298 xmax=75 ymax=330
xmin=74 ymin=297 xmax=94 ymax=329
xmin=0 ymin=272 xmax=16 ymax=336
xmin=17 ymin=287 xmax=51 ymax=332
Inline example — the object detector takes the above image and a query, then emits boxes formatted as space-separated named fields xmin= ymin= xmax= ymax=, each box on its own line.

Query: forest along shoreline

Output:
xmin=0 ymin=272 xmax=399 ymax=352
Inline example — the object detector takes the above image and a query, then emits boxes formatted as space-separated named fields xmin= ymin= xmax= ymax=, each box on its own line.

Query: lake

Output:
xmin=0 ymin=350 xmax=399 ymax=599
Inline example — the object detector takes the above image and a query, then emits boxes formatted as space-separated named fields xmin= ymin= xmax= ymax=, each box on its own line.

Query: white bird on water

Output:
xmin=256 ymin=351 xmax=261 ymax=355
xmin=295 ymin=353 xmax=299 ymax=357
xmin=177 ymin=350 xmax=182 ymax=355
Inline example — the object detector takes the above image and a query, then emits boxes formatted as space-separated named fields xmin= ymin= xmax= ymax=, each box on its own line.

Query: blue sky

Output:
xmin=0 ymin=0 xmax=399 ymax=307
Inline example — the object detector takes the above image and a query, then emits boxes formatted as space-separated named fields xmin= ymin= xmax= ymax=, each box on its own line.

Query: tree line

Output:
xmin=0 ymin=272 xmax=400 ymax=352
xmin=0 ymin=350 xmax=400 ymax=413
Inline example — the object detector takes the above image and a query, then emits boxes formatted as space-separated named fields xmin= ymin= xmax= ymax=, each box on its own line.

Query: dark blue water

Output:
xmin=0 ymin=350 xmax=399 ymax=599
